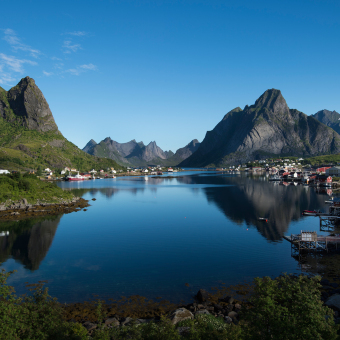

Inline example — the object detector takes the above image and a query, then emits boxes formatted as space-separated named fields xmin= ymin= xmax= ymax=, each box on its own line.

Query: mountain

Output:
xmin=1 ymin=77 xmax=59 ymax=133
xmin=180 ymin=89 xmax=340 ymax=167
xmin=83 ymin=138 xmax=200 ymax=166
xmin=0 ymin=77 xmax=123 ymax=171
xmin=312 ymin=109 xmax=340 ymax=135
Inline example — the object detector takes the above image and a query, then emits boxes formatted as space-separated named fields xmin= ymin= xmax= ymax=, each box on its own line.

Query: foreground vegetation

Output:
xmin=0 ymin=271 xmax=338 ymax=340
xmin=0 ymin=173 xmax=74 ymax=204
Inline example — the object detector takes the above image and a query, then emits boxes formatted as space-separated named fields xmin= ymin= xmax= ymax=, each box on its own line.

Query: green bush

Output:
xmin=242 ymin=274 xmax=338 ymax=340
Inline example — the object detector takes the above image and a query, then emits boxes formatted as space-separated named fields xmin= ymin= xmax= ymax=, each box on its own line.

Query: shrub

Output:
xmin=242 ymin=274 xmax=338 ymax=340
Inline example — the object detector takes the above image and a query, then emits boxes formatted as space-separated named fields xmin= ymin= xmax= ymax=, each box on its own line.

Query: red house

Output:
xmin=315 ymin=175 xmax=332 ymax=187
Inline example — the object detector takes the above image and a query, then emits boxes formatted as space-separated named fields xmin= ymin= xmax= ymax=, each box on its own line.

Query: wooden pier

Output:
xmin=283 ymin=232 xmax=340 ymax=255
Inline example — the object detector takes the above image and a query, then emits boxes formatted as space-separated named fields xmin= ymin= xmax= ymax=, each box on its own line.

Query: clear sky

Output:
xmin=1 ymin=0 xmax=339 ymax=152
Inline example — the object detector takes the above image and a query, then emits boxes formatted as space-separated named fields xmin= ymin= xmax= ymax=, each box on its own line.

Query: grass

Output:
xmin=0 ymin=173 xmax=74 ymax=204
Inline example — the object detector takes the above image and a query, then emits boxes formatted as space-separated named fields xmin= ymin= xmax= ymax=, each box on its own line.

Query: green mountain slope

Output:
xmin=0 ymin=77 xmax=123 ymax=172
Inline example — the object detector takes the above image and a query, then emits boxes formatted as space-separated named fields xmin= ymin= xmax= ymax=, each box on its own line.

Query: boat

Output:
xmin=302 ymin=210 xmax=321 ymax=216
xmin=157 ymin=171 xmax=163 ymax=175
xmin=67 ymin=172 xmax=85 ymax=181
xmin=258 ymin=217 xmax=268 ymax=222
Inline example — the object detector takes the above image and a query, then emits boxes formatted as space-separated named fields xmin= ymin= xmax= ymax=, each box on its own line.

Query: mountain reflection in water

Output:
xmin=0 ymin=216 xmax=61 ymax=270
xmin=177 ymin=174 xmax=327 ymax=241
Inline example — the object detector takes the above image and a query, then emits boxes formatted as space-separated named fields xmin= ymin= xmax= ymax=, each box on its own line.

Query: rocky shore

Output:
xmin=63 ymin=278 xmax=340 ymax=336
xmin=0 ymin=197 xmax=90 ymax=221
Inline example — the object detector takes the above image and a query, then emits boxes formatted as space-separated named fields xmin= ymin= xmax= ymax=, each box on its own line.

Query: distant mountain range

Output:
xmin=180 ymin=89 xmax=340 ymax=167
xmin=0 ymin=77 xmax=122 ymax=171
xmin=82 ymin=138 xmax=200 ymax=167
xmin=312 ymin=109 xmax=340 ymax=135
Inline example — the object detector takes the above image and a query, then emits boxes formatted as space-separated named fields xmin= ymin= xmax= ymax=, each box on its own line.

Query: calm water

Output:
xmin=0 ymin=171 xmax=333 ymax=303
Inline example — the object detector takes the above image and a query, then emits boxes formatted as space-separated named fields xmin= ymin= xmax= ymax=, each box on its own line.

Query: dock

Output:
xmin=283 ymin=232 xmax=340 ymax=254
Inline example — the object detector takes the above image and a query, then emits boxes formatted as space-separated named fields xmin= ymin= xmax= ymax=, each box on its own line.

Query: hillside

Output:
xmin=180 ymin=89 xmax=340 ymax=167
xmin=0 ymin=77 xmax=123 ymax=172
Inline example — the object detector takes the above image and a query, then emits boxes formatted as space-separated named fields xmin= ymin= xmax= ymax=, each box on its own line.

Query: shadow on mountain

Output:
xmin=177 ymin=174 xmax=327 ymax=242
xmin=0 ymin=215 xmax=62 ymax=270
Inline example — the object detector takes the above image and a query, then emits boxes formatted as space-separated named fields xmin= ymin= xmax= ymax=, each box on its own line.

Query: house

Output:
xmin=326 ymin=167 xmax=340 ymax=176
xmin=317 ymin=167 xmax=331 ymax=174
xmin=90 ymin=169 xmax=97 ymax=174
xmin=143 ymin=169 xmax=149 ymax=173
xmin=315 ymin=175 xmax=332 ymax=187
xmin=45 ymin=168 xmax=51 ymax=172
xmin=100 ymin=170 xmax=104 ymax=173
xmin=70 ymin=168 xmax=77 ymax=172
xmin=0 ymin=170 xmax=10 ymax=174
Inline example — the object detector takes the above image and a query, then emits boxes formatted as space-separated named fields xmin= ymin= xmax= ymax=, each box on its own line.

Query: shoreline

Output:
xmin=0 ymin=197 xmax=90 ymax=221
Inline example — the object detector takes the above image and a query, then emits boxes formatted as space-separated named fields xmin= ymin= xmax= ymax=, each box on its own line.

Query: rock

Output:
xmin=196 ymin=289 xmax=209 ymax=303
xmin=224 ymin=316 xmax=233 ymax=324
xmin=121 ymin=317 xmax=133 ymax=326
xmin=104 ymin=318 xmax=120 ymax=327
xmin=220 ymin=296 xmax=234 ymax=304
xmin=213 ymin=303 xmax=223 ymax=312
xmin=321 ymin=279 xmax=331 ymax=286
xmin=169 ymin=308 xmax=194 ymax=325
xmin=329 ymin=282 xmax=339 ymax=288
xmin=197 ymin=304 xmax=204 ymax=309
xmin=226 ymin=304 xmax=234 ymax=313
xmin=83 ymin=322 xmax=97 ymax=331
xmin=326 ymin=294 xmax=340 ymax=311
xmin=10 ymin=212 xmax=19 ymax=215
xmin=22 ymin=198 xmax=28 ymax=205
xmin=0 ymin=205 xmax=6 ymax=211
xmin=234 ymin=303 xmax=242 ymax=311
xmin=177 ymin=326 xmax=191 ymax=336
xmin=92 ymin=198 xmax=96 ymax=201
xmin=194 ymin=309 xmax=210 ymax=317
xmin=228 ymin=311 xmax=238 ymax=319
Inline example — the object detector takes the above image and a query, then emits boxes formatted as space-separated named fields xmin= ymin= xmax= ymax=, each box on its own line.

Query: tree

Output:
xmin=243 ymin=274 xmax=338 ymax=340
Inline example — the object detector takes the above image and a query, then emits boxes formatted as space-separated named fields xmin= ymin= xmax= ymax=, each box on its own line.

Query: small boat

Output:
xmin=258 ymin=217 xmax=268 ymax=222
xmin=302 ymin=210 xmax=321 ymax=216
xmin=67 ymin=172 xmax=85 ymax=181
xmin=157 ymin=171 xmax=163 ymax=175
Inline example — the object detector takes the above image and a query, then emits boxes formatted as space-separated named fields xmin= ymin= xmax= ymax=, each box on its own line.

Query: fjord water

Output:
xmin=0 ymin=171 xmax=331 ymax=303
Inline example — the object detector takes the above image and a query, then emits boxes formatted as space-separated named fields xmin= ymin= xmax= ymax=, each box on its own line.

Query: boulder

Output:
xmin=121 ymin=317 xmax=133 ymax=326
xmin=196 ymin=289 xmax=209 ymax=303
xmin=228 ymin=311 xmax=238 ymax=319
xmin=224 ymin=316 xmax=233 ymax=324
xmin=169 ymin=308 xmax=194 ymax=325
xmin=194 ymin=309 xmax=210 ymax=317
xmin=104 ymin=318 xmax=120 ymax=327
xmin=326 ymin=294 xmax=340 ymax=311
xmin=83 ymin=322 xmax=97 ymax=331
xmin=0 ymin=205 xmax=6 ymax=211
xmin=213 ymin=303 xmax=223 ymax=311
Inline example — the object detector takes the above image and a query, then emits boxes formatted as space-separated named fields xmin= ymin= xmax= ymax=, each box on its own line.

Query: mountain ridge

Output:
xmin=180 ymin=89 xmax=340 ymax=167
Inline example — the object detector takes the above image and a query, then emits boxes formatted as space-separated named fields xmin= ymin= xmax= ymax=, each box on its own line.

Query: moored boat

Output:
xmin=67 ymin=172 xmax=85 ymax=181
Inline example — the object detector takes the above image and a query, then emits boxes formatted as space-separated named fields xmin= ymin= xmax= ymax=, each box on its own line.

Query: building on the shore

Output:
xmin=326 ymin=167 xmax=340 ymax=176
xmin=0 ymin=170 xmax=10 ymax=174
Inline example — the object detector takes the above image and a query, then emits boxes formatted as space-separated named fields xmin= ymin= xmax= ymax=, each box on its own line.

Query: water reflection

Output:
xmin=177 ymin=174 xmax=327 ymax=241
xmin=0 ymin=216 xmax=61 ymax=270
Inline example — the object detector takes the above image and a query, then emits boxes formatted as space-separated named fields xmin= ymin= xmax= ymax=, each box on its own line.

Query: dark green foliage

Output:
xmin=242 ymin=274 xmax=338 ymax=340
xmin=0 ymin=270 xmax=87 ymax=340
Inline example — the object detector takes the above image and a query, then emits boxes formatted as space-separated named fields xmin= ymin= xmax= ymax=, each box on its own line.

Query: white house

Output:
xmin=326 ymin=167 xmax=340 ymax=176
xmin=0 ymin=170 xmax=10 ymax=174
xmin=45 ymin=168 xmax=51 ymax=172
xmin=143 ymin=169 xmax=149 ymax=173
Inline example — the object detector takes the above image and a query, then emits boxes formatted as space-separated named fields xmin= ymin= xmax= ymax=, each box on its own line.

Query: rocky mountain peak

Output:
xmin=253 ymin=89 xmax=289 ymax=115
xmin=2 ymin=76 xmax=60 ymax=133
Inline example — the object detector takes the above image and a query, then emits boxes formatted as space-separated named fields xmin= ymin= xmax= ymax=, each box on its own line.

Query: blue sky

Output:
xmin=1 ymin=0 xmax=339 ymax=152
